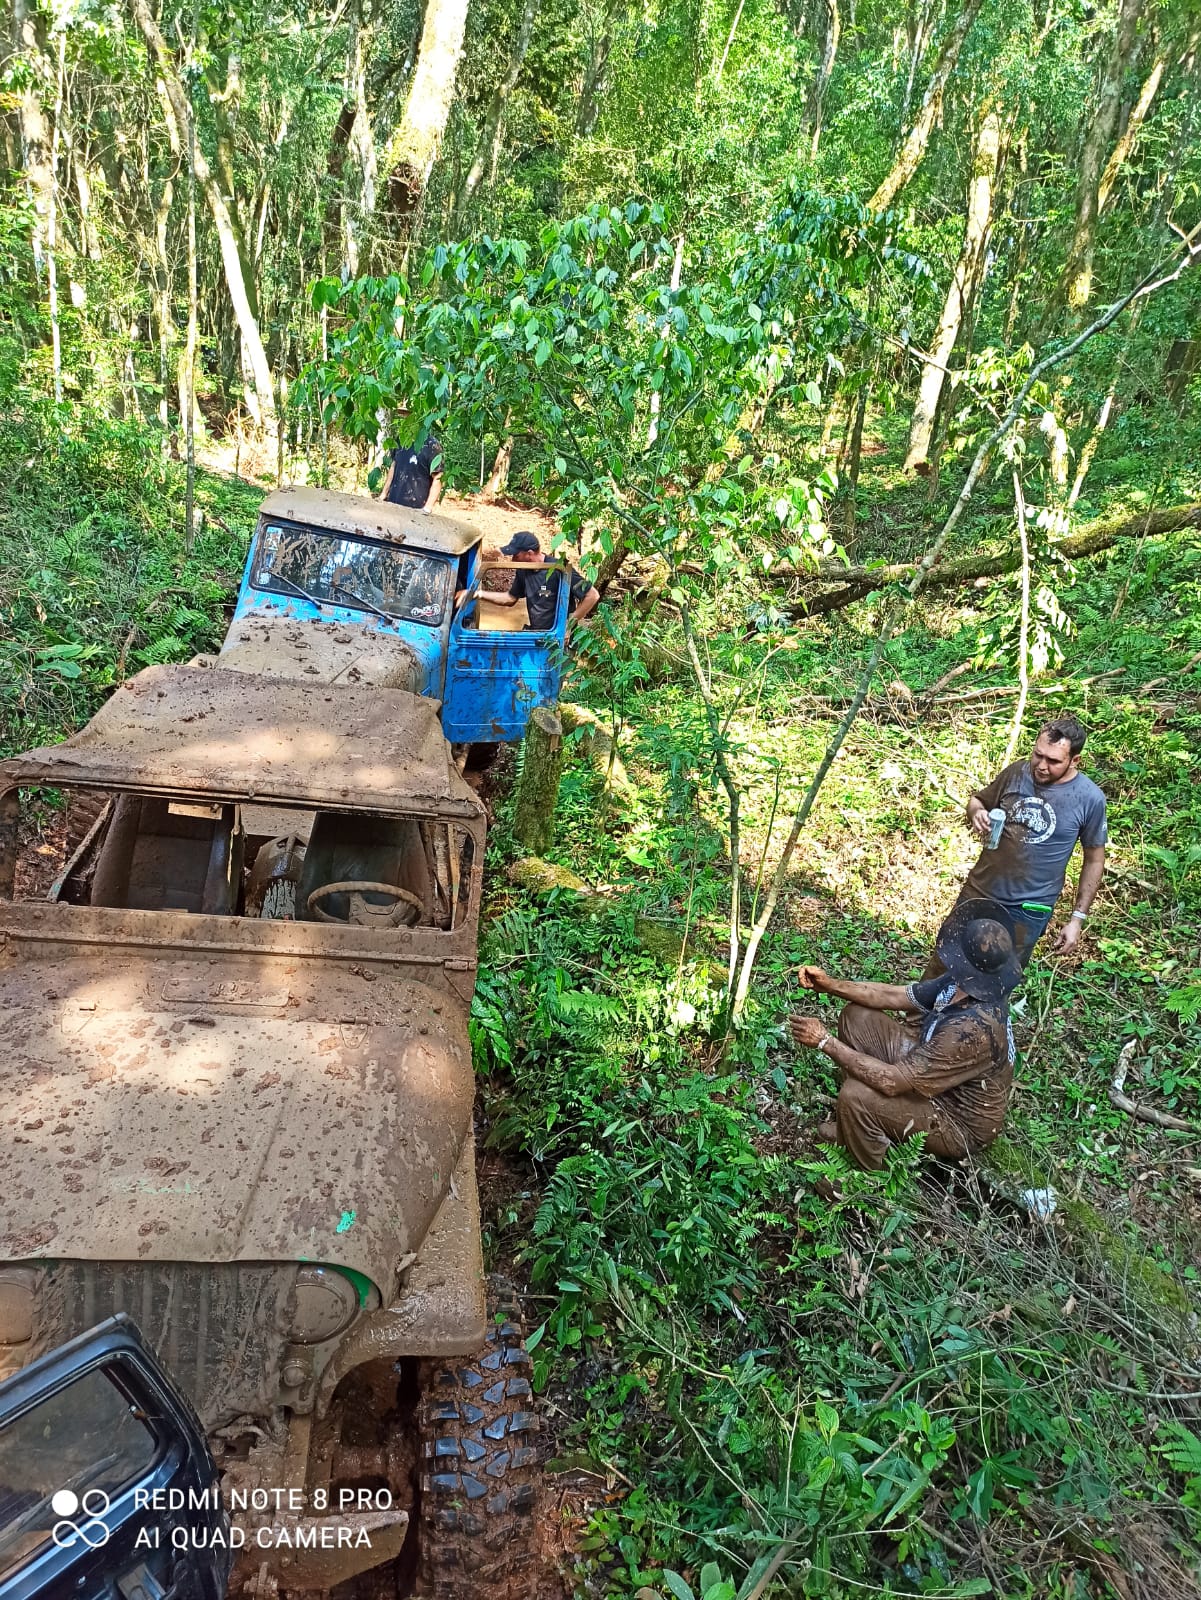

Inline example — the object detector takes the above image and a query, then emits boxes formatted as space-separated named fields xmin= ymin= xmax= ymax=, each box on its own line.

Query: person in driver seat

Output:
xmin=481 ymin=532 xmax=600 ymax=636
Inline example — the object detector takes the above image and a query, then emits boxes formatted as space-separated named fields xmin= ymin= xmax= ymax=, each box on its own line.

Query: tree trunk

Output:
xmin=806 ymin=0 xmax=840 ymax=159
xmin=868 ymin=0 xmax=984 ymax=212
xmin=512 ymin=706 xmax=565 ymax=854
xmin=331 ymin=0 xmax=377 ymax=275
xmin=1163 ymin=336 xmax=1201 ymax=410
xmin=452 ymin=0 xmax=539 ymax=229
xmin=129 ymin=0 xmax=275 ymax=432
xmin=646 ymin=231 xmax=685 ymax=447
xmin=46 ymin=28 xmax=65 ymax=405
xmin=1001 ymin=470 xmax=1031 ymax=766
xmin=151 ymin=179 xmax=174 ymax=431
xmin=12 ymin=0 xmax=54 ymax=275
xmin=483 ymin=433 xmax=514 ymax=497
xmin=904 ymin=104 xmax=1000 ymax=473
xmin=715 ymin=0 xmax=748 ymax=81
xmin=842 ymin=379 xmax=869 ymax=541
xmin=184 ymin=62 xmax=199 ymax=549
xmin=383 ymin=0 xmax=471 ymax=216
xmin=899 ymin=0 xmax=934 ymax=130
xmin=785 ymin=503 xmax=1201 ymax=616
xmin=577 ymin=0 xmax=623 ymax=137
xmin=1060 ymin=0 xmax=1144 ymax=311
xmin=1098 ymin=47 xmax=1166 ymax=215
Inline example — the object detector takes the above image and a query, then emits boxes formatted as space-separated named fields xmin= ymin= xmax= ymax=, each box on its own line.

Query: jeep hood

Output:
xmin=0 ymin=954 xmax=475 ymax=1300
xmin=217 ymin=611 xmax=424 ymax=691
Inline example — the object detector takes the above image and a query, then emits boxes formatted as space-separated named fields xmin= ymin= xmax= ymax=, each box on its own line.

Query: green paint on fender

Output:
xmin=336 ymin=1209 xmax=357 ymax=1234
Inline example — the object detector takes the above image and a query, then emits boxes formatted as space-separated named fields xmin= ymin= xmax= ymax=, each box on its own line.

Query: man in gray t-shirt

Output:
xmin=929 ymin=715 xmax=1108 ymax=971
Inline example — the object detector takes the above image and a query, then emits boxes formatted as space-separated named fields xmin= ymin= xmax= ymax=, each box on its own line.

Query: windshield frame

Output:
xmin=249 ymin=516 xmax=453 ymax=630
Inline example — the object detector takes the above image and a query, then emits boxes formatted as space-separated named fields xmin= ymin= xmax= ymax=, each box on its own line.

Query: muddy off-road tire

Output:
xmin=416 ymin=1310 xmax=545 ymax=1599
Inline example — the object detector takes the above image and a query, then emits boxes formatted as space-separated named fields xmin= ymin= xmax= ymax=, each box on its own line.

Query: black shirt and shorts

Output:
xmin=386 ymin=435 xmax=441 ymax=508
xmin=508 ymin=559 xmax=592 ymax=631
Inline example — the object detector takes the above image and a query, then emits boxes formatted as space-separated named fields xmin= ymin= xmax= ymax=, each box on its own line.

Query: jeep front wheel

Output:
xmin=416 ymin=1310 xmax=548 ymax=1598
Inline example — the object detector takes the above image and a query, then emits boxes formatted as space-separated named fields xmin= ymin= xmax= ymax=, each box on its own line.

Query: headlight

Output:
xmin=282 ymin=1266 xmax=366 ymax=1345
xmin=0 ymin=1268 xmax=38 ymax=1345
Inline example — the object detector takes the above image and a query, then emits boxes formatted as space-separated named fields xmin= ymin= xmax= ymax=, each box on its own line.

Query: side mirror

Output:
xmin=0 ymin=1314 xmax=229 ymax=1600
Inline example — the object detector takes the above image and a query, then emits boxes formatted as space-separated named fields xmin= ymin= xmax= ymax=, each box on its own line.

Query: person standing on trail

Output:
xmin=379 ymin=426 xmax=443 ymax=513
xmin=789 ymin=900 xmax=1021 ymax=1171
xmin=930 ymin=715 xmax=1108 ymax=971
xmin=480 ymin=531 xmax=600 ymax=637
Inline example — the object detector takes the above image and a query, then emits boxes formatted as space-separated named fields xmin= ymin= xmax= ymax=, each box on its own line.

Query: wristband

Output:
xmin=1070 ymin=910 xmax=1088 ymax=922
xmin=818 ymin=1034 xmax=833 ymax=1054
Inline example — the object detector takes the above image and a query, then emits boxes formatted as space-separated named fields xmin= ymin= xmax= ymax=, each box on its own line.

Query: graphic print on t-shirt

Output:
xmin=1008 ymin=794 xmax=1057 ymax=845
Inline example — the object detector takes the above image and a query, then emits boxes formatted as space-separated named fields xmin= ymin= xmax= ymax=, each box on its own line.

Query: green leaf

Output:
xmin=662 ymin=1573 xmax=696 ymax=1600
xmin=534 ymin=338 xmax=552 ymax=367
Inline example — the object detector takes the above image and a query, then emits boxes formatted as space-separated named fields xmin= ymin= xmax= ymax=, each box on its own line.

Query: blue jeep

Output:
xmin=222 ymin=486 xmax=569 ymax=744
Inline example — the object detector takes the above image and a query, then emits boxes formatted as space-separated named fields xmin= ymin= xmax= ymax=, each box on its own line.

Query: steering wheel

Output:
xmin=307 ymin=880 xmax=424 ymax=928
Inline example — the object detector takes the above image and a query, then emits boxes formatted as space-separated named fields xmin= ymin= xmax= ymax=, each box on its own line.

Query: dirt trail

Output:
xmin=437 ymin=492 xmax=560 ymax=551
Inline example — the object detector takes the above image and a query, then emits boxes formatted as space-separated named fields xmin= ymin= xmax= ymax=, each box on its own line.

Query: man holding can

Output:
xmin=930 ymin=715 xmax=1108 ymax=971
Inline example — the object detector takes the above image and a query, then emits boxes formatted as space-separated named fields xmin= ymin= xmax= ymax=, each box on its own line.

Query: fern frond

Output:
xmin=1158 ymin=1421 xmax=1201 ymax=1478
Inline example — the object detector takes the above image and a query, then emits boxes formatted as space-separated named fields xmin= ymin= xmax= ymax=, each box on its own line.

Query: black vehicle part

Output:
xmin=416 ymin=1305 xmax=545 ymax=1599
xmin=0 ymin=1312 xmax=230 ymax=1600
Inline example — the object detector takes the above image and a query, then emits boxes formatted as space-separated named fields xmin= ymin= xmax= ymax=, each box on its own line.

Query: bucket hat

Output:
xmin=935 ymin=898 xmax=1022 ymax=1002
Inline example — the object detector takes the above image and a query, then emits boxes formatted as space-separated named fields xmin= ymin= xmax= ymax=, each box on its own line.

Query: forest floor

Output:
xmin=471 ymin=430 xmax=1201 ymax=1598
xmin=3 ymin=402 xmax=1200 ymax=1599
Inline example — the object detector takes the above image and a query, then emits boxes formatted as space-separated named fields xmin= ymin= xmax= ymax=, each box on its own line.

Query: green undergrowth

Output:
xmin=477 ymin=533 xmax=1201 ymax=1595
xmin=0 ymin=393 xmax=259 ymax=755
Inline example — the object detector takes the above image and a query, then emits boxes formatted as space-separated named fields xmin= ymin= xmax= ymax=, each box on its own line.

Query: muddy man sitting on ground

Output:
xmin=789 ymin=900 xmax=1021 ymax=1171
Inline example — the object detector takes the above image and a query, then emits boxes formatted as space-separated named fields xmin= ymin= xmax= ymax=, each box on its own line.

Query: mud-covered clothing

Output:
xmin=832 ymin=982 xmax=1015 ymax=1170
xmin=386 ymin=434 xmax=441 ymax=508
xmin=965 ymin=760 xmax=1108 ymax=909
xmin=508 ymin=558 xmax=591 ymax=631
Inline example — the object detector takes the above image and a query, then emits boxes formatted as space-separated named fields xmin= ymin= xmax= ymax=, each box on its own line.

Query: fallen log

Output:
xmin=559 ymin=703 xmax=639 ymax=804
xmin=1110 ymin=1038 xmax=1199 ymax=1133
xmin=504 ymin=856 xmax=713 ymax=967
xmin=782 ymin=503 xmax=1201 ymax=617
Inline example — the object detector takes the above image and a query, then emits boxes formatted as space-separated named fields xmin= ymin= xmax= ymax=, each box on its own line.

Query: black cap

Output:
xmin=500 ymin=531 xmax=541 ymax=556
xmin=935 ymin=898 xmax=1022 ymax=1002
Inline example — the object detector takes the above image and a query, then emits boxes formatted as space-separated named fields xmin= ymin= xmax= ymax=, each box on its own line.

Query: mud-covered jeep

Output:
xmin=0 ymin=664 xmax=543 ymax=1598
xmin=223 ymin=487 xmax=570 ymax=745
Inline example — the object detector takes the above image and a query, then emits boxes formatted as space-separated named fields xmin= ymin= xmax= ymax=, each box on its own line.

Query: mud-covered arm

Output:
xmin=790 ymin=1014 xmax=909 ymax=1096
xmin=797 ymin=966 xmax=919 ymax=1012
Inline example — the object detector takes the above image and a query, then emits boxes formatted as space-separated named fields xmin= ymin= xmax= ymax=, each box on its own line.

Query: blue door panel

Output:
xmin=442 ymin=571 xmax=568 ymax=744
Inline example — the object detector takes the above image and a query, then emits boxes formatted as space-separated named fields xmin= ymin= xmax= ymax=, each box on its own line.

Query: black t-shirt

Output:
xmin=386 ymin=435 xmax=441 ymax=508
xmin=508 ymin=559 xmax=591 ymax=631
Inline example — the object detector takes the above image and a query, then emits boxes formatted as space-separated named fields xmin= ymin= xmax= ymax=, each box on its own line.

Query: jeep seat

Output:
xmin=90 ymin=797 xmax=242 ymax=915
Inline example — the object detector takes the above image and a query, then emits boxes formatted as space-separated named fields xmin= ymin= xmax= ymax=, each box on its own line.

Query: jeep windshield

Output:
xmin=251 ymin=519 xmax=451 ymax=627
